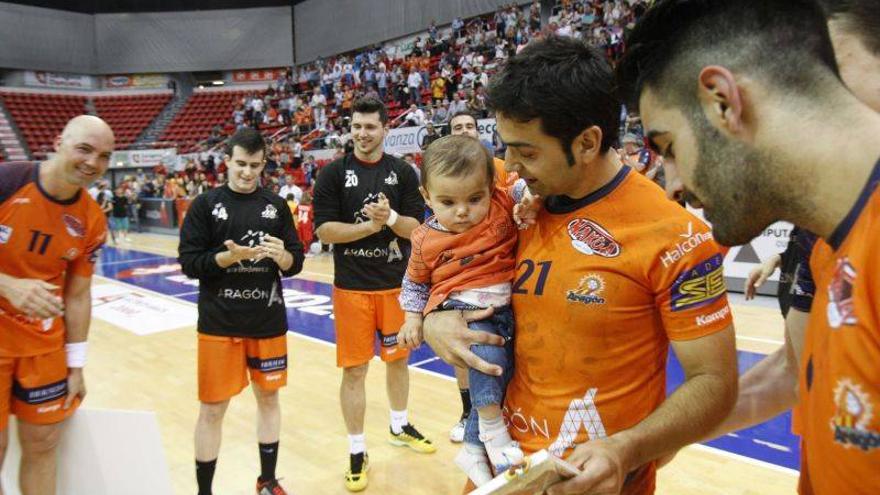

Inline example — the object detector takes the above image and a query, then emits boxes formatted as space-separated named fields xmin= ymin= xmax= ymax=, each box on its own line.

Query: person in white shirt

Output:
xmin=311 ymin=87 xmax=327 ymax=128
xmin=407 ymin=70 xmax=422 ymax=105
xmin=278 ymin=177 xmax=303 ymax=203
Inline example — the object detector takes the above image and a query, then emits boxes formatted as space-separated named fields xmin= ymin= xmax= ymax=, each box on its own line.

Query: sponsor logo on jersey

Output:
xmin=62 ymin=214 xmax=85 ymax=238
xmin=239 ymin=230 xmax=266 ymax=248
xmin=0 ymin=224 xmax=12 ymax=244
xmin=343 ymin=238 xmax=403 ymax=263
xmin=695 ymin=306 xmax=730 ymax=326
xmin=827 ymin=257 xmax=857 ymax=329
xmin=567 ymin=219 xmax=620 ymax=258
xmin=261 ymin=204 xmax=278 ymax=220
xmin=384 ymin=171 xmax=398 ymax=185
xmin=670 ymin=253 xmax=725 ymax=311
xmin=217 ymin=287 xmax=271 ymax=300
xmin=660 ymin=222 xmax=714 ymax=267
xmin=566 ymin=274 xmax=606 ymax=305
xmin=212 ymin=203 xmax=228 ymax=221
xmin=11 ymin=197 xmax=30 ymax=205
xmin=832 ymin=377 xmax=880 ymax=451
xmin=247 ymin=356 xmax=287 ymax=373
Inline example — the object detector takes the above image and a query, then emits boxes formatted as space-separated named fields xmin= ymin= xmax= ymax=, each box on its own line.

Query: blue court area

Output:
xmin=96 ymin=246 xmax=800 ymax=471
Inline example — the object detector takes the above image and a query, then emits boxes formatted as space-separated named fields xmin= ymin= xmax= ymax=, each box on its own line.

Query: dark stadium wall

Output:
xmin=94 ymin=6 xmax=293 ymax=73
xmin=0 ymin=2 xmax=96 ymax=73
xmin=294 ymin=0 xmax=528 ymax=63
xmin=0 ymin=2 xmax=293 ymax=74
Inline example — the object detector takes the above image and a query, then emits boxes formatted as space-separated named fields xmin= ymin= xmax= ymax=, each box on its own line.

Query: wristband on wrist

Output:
xmin=387 ymin=209 xmax=399 ymax=227
xmin=65 ymin=342 xmax=88 ymax=368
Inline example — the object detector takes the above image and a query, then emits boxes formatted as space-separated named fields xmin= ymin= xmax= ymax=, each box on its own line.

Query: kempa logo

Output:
xmin=661 ymin=222 xmax=714 ymax=267
xmin=696 ymin=306 xmax=730 ymax=326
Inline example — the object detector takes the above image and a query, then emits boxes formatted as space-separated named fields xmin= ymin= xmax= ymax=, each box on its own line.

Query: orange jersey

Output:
xmin=406 ymin=187 xmax=517 ymax=314
xmin=505 ymin=167 xmax=732 ymax=494
xmin=0 ymin=162 xmax=106 ymax=357
xmin=494 ymin=157 xmax=518 ymax=188
xmin=797 ymin=163 xmax=880 ymax=494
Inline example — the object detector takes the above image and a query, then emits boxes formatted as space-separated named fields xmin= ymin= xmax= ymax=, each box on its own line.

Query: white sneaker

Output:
xmin=454 ymin=444 xmax=493 ymax=487
xmin=449 ymin=416 xmax=467 ymax=443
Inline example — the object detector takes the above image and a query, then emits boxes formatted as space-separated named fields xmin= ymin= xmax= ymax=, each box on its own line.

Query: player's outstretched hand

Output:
xmin=744 ymin=254 xmax=781 ymax=300
xmin=0 ymin=277 xmax=63 ymax=319
xmin=422 ymin=307 xmax=505 ymax=376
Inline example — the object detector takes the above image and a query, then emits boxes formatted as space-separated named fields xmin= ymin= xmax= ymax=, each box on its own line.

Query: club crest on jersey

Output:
xmin=61 ymin=247 xmax=80 ymax=261
xmin=384 ymin=171 xmax=398 ymax=185
xmin=566 ymin=274 xmax=606 ymax=305
xmin=62 ymin=214 xmax=85 ymax=238
xmin=827 ymin=258 xmax=857 ymax=329
xmin=212 ymin=203 xmax=228 ymax=221
xmin=567 ymin=219 xmax=620 ymax=258
xmin=0 ymin=225 xmax=12 ymax=244
xmin=670 ymin=253 xmax=725 ymax=311
xmin=261 ymin=204 xmax=278 ymax=220
xmin=831 ymin=378 xmax=879 ymax=451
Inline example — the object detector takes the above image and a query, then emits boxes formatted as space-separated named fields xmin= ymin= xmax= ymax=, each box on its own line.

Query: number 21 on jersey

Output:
xmin=513 ymin=260 xmax=552 ymax=295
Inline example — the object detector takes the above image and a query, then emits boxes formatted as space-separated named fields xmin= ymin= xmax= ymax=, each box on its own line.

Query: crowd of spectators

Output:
xmin=103 ymin=1 xmax=657 ymax=242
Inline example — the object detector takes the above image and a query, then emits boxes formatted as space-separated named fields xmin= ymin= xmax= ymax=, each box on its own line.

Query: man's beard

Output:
xmin=691 ymin=112 xmax=778 ymax=246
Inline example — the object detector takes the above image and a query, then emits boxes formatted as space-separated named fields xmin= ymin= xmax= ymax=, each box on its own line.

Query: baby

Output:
xmin=398 ymin=135 xmax=537 ymax=485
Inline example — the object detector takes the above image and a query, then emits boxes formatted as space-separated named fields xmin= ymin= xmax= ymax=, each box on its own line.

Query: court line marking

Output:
xmin=96 ymin=268 xmax=799 ymax=474
xmin=99 ymin=256 xmax=171 ymax=266
xmin=737 ymin=335 xmax=784 ymax=345
xmin=410 ymin=356 xmax=441 ymax=367
xmin=689 ymin=444 xmax=799 ymax=476
xmin=109 ymin=245 xmax=335 ymax=282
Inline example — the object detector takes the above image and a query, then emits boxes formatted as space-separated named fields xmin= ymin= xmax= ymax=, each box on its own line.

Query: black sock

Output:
xmin=259 ymin=441 xmax=280 ymax=482
xmin=459 ymin=388 xmax=472 ymax=418
xmin=196 ymin=459 xmax=217 ymax=495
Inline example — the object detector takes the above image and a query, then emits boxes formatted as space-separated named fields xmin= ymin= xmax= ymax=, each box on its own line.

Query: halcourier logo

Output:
xmin=660 ymin=222 xmax=714 ymax=267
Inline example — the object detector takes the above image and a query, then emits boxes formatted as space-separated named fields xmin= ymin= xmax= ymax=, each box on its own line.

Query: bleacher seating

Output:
xmin=0 ymin=92 xmax=87 ymax=159
xmin=93 ymin=93 xmax=171 ymax=149
xmin=161 ymin=90 xmax=250 ymax=153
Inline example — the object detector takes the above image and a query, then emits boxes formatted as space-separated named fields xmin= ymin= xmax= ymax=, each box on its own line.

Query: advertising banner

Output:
xmin=111 ymin=148 xmax=177 ymax=169
xmin=24 ymin=71 xmax=93 ymax=89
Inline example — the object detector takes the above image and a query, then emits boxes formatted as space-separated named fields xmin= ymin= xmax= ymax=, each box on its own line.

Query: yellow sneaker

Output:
xmin=389 ymin=424 xmax=437 ymax=454
xmin=344 ymin=453 xmax=369 ymax=492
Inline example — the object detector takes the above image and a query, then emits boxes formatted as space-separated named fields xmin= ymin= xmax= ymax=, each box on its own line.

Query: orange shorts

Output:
xmin=333 ymin=287 xmax=408 ymax=368
xmin=0 ymin=347 xmax=79 ymax=431
xmin=197 ymin=333 xmax=288 ymax=403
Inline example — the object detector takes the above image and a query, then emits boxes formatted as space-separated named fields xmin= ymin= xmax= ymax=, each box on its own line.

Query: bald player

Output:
xmin=0 ymin=115 xmax=112 ymax=495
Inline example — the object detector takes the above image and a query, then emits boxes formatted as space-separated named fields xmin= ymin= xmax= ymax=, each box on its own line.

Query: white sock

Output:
xmin=348 ymin=434 xmax=366 ymax=455
xmin=390 ymin=409 xmax=408 ymax=434
xmin=478 ymin=415 xmax=512 ymax=448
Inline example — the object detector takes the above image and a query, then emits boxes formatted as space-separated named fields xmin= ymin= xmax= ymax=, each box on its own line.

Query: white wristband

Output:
xmin=386 ymin=209 xmax=399 ymax=227
xmin=65 ymin=342 xmax=88 ymax=368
